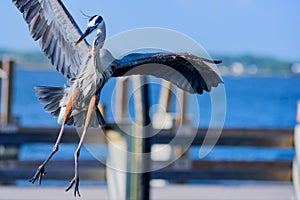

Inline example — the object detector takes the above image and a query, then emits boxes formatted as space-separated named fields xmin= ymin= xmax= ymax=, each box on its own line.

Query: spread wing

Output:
xmin=13 ymin=0 xmax=90 ymax=79
xmin=112 ymin=52 xmax=223 ymax=94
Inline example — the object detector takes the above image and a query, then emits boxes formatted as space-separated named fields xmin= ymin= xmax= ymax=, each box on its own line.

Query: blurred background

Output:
xmin=0 ymin=0 xmax=300 ymax=199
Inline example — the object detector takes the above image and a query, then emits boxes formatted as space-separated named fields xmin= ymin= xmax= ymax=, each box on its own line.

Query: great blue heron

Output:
xmin=13 ymin=0 xmax=223 ymax=196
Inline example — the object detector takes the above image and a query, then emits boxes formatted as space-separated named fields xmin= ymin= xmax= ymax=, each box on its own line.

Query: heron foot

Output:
xmin=65 ymin=177 xmax=80 ymax=197
xmin=29 ymin=165 xmax=46 ymax=185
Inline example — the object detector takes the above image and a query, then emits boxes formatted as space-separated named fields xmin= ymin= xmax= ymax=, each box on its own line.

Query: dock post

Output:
xmin=293 ymin=100 xmax=300 ymax=200
xmin=0 ymin=59 xmax=15 ymax=125
xmin=106 ymin=128 xmax=128 ymax=200
xmin=138 ymin=76 xmax=151 ymax=200
xmin=297 ymin=100 xmax=300 ymax=124
xmin=126 ymin=75 xmax=151 ymax=200
xmin=106 ymin=78 xmax=130 ymax=200
xmin=176 ymin=89 xmax=187 ymax=125
xmin=115 ymin=77 xmax=129 ymax=122
xmin=152 ymin=80 xmax=174 ymax=130
xmin=158 ymin=80 xmax=172 ymax=112
xmin=107 ymin=76 xmax=151 ymax=200
xmin=0 ymin=59 xmax=19 ymax=161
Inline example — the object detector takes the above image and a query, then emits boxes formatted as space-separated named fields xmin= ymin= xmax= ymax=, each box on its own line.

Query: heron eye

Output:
xmin=88 ymin=15 xmax=99 ymax=27
xmin=89 ymin=15 xmax=97 ymax=22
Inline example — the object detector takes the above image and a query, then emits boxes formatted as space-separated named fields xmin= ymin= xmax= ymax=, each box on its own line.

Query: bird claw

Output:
xmin=29 ymin=165 xmax=46 ymax=185
xmin=65 ymin=177 xmax=81 ymax=197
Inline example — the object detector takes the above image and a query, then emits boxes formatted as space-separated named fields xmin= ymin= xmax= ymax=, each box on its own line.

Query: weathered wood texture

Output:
xmin=0 ymin=127 xmax=293 ymax=147
xmin=0 ymin=160 xmax=292 ymax=182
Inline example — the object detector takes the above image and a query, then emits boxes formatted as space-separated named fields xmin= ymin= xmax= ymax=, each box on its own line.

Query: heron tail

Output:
xmin=34 ymin=86 xmax=73 ymax=125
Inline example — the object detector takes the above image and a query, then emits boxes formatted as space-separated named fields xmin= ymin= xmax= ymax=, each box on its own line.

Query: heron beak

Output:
xmin=75 ymin=26 xmax=97 ymax=46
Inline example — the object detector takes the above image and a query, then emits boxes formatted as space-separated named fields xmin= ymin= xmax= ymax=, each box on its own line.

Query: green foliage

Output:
xmin=0 ymin=49 xmax=298 ymax=75
xmin=217 ymin=54 xmax=292 ymax=70
xmin=0 ymin=49 xmax=50 ymax=69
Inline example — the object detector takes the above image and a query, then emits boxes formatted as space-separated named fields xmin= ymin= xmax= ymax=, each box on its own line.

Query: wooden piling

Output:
xmin=0 ymin=59 xmax=15 ymax=125
xmin=115 ymin=77 xmax=129 ymax=122
xmin=0 ymin=59 xmax=19 ymax=161
xmin=293 ymin=101 xmax=300 ymax=200
xmin=139 ymin=77 xmax=151 ymax=200
xmin=126 ymin=76 xmax=151 ymax=200
xmin=176 ymin=89 xmax=187 ymax=125
xmin=158 ymin=80 xmax=172 ymax=112
xmin=106 ymin=81 xmax=131 ymax=200
xmin=297 ymin=100 xmax=300 ymax=123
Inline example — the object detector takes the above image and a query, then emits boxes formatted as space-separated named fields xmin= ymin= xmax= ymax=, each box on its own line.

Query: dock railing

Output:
xmin=0 ymin=127 xmax=294 ymax=182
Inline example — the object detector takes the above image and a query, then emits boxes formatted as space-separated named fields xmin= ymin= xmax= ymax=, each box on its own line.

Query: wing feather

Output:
xmin=13 ymin=0 xmax=89 ymax=79
xmin=112 ymin=52 xmax=223 ymax=94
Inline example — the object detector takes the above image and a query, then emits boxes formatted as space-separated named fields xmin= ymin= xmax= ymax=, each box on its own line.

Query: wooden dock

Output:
xmin=0 ymin=127 xmax=294 ymax=182
xmin=0 ymin=59 xmax=298 ymax=199
xmin=0 ymin=184 xmax=294 ymax=200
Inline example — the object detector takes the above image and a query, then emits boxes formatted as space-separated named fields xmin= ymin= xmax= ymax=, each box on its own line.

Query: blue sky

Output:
xmin=1 ymin=0 xmax=299 ymax=61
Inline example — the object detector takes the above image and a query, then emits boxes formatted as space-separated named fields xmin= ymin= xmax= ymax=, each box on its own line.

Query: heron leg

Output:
xmin=65 ymin=94 xmax=99 ymax=197
xmin=29 ymin=89 xmax=80 ymax=185
xmin=96 ymin=105 xmax=106 ymax=127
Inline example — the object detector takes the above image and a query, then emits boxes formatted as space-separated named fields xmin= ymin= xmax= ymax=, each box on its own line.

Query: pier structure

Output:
xmin=0 ymin=58 xmax=297 ymax=199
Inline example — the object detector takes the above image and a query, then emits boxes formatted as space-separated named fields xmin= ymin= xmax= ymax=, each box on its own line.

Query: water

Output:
xmin=223 ymin=76 xmax=300 ymax=128
xmin=11 ymin=69 xmax=300 ymax=128
xmin=2 ymin=69 xmax=300 ymax=185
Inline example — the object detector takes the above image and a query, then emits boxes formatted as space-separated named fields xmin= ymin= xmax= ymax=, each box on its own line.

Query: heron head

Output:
xmin=75 ymin=15 xmax=105 ymax=46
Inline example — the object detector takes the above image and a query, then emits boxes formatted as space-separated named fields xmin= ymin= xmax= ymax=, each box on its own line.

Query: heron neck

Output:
xmin=93 ymin=26 xmax=106 ymax=73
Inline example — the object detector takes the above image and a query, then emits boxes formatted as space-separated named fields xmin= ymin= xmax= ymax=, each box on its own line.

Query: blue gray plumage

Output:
xmin=13 ymin=0 xmax=89 ymax=79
